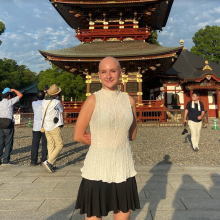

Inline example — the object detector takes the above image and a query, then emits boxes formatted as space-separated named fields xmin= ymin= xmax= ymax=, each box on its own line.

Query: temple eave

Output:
xmin=51 ymin=0 xmax=160 ymax=5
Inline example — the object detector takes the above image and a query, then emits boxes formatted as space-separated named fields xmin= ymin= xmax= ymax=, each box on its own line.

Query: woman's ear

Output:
xmin=119 ymin=69 xmax=123 ymax=78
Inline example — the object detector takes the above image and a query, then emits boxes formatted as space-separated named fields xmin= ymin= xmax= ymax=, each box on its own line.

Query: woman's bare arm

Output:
xmin=74 ymin=94 xmax=96 ymax=145
xmin=129 ymin=96 xmax=137 ymax=141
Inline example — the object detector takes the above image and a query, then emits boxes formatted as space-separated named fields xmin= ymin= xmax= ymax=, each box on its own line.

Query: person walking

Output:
xmin=184 ymin=91 xmax=205 ymax=151
xmin=30 ymin=90 xmax=48 ymax=166
xmin=74 ymin=57 xmax=140 ymax=219
xmin=41 ymin=84 xmax=64 ymax=173
xmin=0 ymin=88 xmax=23 ymax=165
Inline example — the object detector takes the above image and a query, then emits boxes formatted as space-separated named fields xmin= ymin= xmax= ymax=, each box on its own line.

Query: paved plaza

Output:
xmin=1 ymin=164 xmax=220 ymax=220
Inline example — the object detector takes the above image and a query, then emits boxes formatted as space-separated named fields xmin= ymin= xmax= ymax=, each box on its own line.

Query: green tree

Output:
xmin=38 ymin=65 xmax=86 ymax=101
xmin=0 ymin=58 xmax=38 ymax=91
xmin=148 ymin=30 xmax=160 ymax=45
xmin=0 ymin=21 xmax=6 ymax=45
xmin=191 ymin=25 xmax=220 ymax=64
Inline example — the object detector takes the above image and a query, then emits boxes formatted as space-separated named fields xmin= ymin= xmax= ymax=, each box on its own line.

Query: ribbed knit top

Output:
xmin=81 ymin=88 xmax=137 ymax=183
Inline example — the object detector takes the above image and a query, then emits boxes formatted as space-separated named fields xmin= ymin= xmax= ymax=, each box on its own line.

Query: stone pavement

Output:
xmin=1 ymin=164 xmax=220 ymax=220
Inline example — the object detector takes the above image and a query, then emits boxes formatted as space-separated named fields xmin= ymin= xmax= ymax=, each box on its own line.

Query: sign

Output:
xmin=14 ymin=114 xmax=21 ymax=125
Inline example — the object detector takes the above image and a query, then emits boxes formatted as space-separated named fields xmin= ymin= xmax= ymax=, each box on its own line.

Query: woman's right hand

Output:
xmin=84 ymin=132 xmax=91 ymax=143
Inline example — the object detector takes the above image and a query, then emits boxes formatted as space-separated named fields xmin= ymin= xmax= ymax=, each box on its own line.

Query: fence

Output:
xmin=136 ymin=109 xmax=209 ymax=126
xmin=14 ymin=110 xmax=209 ymax=127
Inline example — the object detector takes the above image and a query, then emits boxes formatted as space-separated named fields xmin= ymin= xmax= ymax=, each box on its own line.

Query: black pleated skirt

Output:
xmin=75 ymin=176 xmax=140 ymax=218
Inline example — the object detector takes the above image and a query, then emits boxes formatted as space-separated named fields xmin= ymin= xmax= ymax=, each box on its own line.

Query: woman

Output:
xmin=74 ymin=57 xmax=140 ymax=220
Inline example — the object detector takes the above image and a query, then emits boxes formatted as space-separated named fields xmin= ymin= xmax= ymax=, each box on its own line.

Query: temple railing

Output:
xmin=76 ymin=27 xmax=150 ymax=42
xmin=14 ymin=103 xmax=209 ymax=127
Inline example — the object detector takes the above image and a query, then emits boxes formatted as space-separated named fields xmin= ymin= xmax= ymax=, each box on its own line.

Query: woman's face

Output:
xmin=98 ymin=57 xmax=122 ymax=90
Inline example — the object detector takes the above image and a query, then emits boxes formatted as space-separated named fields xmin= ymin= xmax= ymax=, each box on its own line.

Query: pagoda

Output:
xmin=39 ymin=0 xmax=183 ymax=104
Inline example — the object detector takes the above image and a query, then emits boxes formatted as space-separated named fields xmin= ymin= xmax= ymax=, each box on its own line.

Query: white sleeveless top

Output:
xmin=81 ymin=88 xmax=137 ymax=183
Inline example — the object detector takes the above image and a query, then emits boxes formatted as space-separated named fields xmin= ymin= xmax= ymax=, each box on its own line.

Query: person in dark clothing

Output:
xmin=184 ymin=91 xmax=205 ymax=151
xmin=0 ymin=88 xmax=23 ymax=165
xmin=30 ymin=90 xmax=48 ymax=166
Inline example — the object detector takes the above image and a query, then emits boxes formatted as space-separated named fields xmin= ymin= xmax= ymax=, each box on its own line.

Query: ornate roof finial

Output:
xmin=179 ymin=39 xmax=187 ymax=50
xmin=180 ymin=39 xmax=184 ymax=46
xmin=203 ymin=60 xmax=213 ymax=71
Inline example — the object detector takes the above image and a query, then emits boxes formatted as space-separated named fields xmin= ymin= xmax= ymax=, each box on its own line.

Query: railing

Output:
xmin=62 ymin=101 xmax=84 ymax=112
xmin=78 ymin=27 xmax=150 ymax=35
xmin=136 ymin=109 xmax=209 ymax=125
xmin=137 ymin=100 xmax=165 ymax=108
xmin=76 ymin=27 xmax=150 ymax=42
xmin=14 ymin=110 xmax=209 ymax=127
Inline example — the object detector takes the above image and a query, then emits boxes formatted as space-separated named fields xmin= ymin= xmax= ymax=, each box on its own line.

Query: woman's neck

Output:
xmin=102 ymin=86 xmax=118 ymax=91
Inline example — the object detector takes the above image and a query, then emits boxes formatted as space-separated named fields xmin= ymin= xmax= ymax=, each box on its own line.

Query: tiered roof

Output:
xmin=50 ymin=0 xmax=174 ymax=30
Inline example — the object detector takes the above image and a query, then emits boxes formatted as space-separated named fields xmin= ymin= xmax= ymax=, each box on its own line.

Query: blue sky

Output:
xmin=0 ymin=0 xmax=220 ymax=73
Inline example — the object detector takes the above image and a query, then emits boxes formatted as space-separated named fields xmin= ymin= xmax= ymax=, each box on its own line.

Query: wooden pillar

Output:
xmin=137 ymin=71 xmax=143 ymax=104
xmin=122 ymin=68 xmax=127 ymax=93
xmin=217 ymin=89 xmax=220 ymax=118
xmin=163 ymin=84 xmax=167 ymax=107
xmin=190 ymin=89 xmax=193 ymax=99
xmin=85 ymin=69 xmax=91 ymax=97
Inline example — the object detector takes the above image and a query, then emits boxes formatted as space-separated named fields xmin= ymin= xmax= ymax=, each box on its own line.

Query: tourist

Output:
xmin=0 ymin=88 xmax=23 ymax=165
xmin=74 ymin=57 xmax=140 ymax=219
xmin=184 ymin=91 xmax=205 ymax=151
xmin=41 ymin=84 xmax=64 ymax=173
xmin=30 ymin=90 xmax=48 ymax=166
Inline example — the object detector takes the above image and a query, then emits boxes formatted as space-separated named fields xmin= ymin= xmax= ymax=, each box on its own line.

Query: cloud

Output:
xmin=0 ymin=0 xmax=80 ymax=73
xmin=0 ymin=0 xmax=220 ymax=73
xmin=158 ymin=0 xmax=220 ymax=50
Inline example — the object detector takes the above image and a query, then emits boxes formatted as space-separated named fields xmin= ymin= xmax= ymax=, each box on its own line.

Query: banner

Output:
xmin=14 ymin=114 xmax=21 ymax=125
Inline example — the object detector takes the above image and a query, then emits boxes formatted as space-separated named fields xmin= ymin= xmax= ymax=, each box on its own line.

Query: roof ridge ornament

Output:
xmin=179 ymin=39 xmax=187 ymax=50
xmin=203 ymin=60 xmax=213 ymax=71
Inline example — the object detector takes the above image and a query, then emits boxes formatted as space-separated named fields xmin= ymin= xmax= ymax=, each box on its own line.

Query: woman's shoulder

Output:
xmin=84 ymin=94 xmax=96 ymax=107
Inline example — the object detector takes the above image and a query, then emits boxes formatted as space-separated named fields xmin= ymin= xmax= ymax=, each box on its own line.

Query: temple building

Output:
xmin=147 ymin=41 xmax=220 ymax=117
xmin=39 ymin=0 xmax=220 ymax=118
xmin=39 ymin=0 xmax=183 ymax=105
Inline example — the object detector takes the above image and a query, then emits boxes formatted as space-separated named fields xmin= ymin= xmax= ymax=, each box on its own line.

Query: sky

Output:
xmin=0 ymin=0 xmax=220 ymax=74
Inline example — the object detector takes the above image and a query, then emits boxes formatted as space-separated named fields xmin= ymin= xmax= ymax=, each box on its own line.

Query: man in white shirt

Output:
xmin=30 ymin=90 xmax=48 ymax=166
xmin=41 ymin=84 xmax=64 ymax=173
xmin=0 ymin=88 xmax=23 ymax=165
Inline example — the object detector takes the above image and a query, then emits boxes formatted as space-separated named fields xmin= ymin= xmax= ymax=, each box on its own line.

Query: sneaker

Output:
xmin=42 ymin=160 xmax=54 ymax=173
xmin=53 ymin=166 xmax=59 ymax=171
xmin=194 ymin=147 xmax=199 ymax=151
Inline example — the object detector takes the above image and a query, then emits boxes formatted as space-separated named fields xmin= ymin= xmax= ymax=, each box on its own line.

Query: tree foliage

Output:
xmin=191 ymin=25 xmax=220 ymax=64
xmin=148 ymin=30 xmax=160 ymax=46
xmin=0 ymin=58 xmax=38 ymax=91
xmin=38 ymin=65 xmax=86 ymax=101
xmin=0 ymin=21 xmax=6 ymax=46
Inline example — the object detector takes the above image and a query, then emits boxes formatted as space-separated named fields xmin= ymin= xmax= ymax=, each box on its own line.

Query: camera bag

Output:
xmin=0 ymin=118 xmax=12 ymax=129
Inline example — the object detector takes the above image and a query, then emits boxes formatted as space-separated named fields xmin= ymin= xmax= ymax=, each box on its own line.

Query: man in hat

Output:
xmin=0 ymin=88 xmax=23 ymax=165
xmin=41 ymin=84 xmax=64 ymax=173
